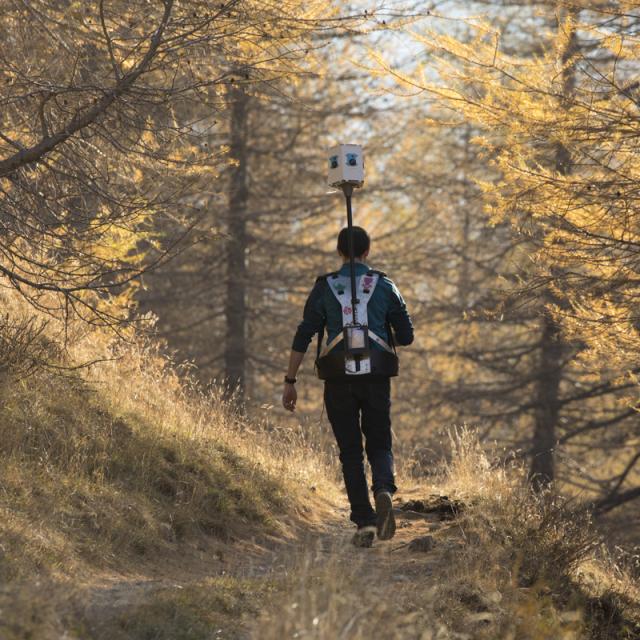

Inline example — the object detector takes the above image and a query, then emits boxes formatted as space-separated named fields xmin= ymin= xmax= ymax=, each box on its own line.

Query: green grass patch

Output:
xmin=87 ymin=577 xmax=272 ymax=640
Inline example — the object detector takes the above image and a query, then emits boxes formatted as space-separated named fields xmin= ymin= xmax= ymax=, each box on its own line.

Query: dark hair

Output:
xmin=337 ymin=226 xmax=370 ymax=258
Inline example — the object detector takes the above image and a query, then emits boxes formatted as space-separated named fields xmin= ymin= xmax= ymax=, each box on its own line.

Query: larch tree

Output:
xmin=0 ymin=0 xmax=331 ymax=328
xmin=136 ymin=7 xmax=418 ymax=405
xmin=386 ymin=1 xmax=640 ymax=506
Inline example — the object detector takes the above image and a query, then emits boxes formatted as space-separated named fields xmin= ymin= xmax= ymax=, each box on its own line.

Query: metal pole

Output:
xmin=341 ymin=183 xmax=361 ymax=372
xmin=341 ymin=183 xmax=358 ymax=326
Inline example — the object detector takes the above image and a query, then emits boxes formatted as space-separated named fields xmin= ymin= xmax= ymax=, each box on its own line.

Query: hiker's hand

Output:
xmin=282 ymin=383 xmax=297 ymax=412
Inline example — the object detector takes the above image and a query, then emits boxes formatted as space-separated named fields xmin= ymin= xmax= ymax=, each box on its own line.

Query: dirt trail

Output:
xmin=254 ymin=490 xmax=461 ymax=578
xmin=78 ymin=488 xmax=464 ymax=639
xmin=241 ymin=488 xmax=465 ymax=637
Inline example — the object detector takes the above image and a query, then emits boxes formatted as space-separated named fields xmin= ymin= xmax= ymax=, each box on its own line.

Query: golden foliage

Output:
xmin=382 ymin=6 xmax=640 ymax=378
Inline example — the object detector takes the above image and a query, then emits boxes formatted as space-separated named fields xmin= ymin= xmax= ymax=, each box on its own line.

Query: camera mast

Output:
xmin=328 ymin=144 xmax=366 ymax=371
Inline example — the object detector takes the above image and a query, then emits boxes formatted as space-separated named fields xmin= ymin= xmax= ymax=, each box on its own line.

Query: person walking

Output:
xmin=282 ymin=226 xmax=414 ymax=547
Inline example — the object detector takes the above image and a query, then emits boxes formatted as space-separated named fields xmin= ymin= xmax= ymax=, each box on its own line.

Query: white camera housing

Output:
xmin=327 ymin=144 xmax=364 ymax=188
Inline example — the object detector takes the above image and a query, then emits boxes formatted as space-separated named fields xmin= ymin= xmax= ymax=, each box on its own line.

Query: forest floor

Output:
xmin=68 ymin=479 xmax=640 ymax=640
xmin=1 ymin=291 xmax=637 ymax=639
xmin=5 ymin=451 xmax=640 ymax=640
xmin=72 ymin=485 xmax=463 ymax=640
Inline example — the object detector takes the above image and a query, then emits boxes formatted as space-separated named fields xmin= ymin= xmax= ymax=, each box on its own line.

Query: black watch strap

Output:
xmin=284 ymin=375 xmax=297 ymax=384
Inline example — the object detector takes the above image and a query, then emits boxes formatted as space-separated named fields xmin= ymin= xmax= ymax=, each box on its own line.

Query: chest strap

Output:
xmin=320 ymin=329 xmax=394 ymax=358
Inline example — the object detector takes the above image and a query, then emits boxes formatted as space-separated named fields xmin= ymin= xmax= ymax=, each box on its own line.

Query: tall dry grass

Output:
xmin=0 ymin=286 xmax=337 ymax=586
xmin=252 ymin=427 xmax=640 ymax=640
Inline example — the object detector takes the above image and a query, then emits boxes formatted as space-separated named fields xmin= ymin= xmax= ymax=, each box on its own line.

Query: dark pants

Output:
xmin=323 ymin=377 xmax=397 ymax=527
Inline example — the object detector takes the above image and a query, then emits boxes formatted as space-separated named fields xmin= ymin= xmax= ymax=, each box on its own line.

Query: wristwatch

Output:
xmin=284 ymin=375 xmax=297 ymax=385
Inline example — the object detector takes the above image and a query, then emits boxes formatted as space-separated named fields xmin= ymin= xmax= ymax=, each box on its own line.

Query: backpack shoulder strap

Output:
xmin=316 ymin=271 xmax=338 ymax=283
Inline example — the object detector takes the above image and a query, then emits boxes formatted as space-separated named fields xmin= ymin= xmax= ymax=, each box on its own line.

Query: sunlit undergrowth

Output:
xmin=0 ymin=286 xmax=335 ymax=587
xmin=254 ymin=428 xmax=640 ymax=640
xmin=428 ymin=428 xmax=640 ymax=640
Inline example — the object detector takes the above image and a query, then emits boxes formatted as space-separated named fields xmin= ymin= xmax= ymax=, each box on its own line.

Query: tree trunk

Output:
xmin=529 ymin=312 xmax=562 ymax=489
xmin=223 ymin=87 xmax=250 ymax=401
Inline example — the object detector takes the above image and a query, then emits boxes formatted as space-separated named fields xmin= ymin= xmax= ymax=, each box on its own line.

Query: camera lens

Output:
xmin=330 ymin=156 xmax=339 ymax=169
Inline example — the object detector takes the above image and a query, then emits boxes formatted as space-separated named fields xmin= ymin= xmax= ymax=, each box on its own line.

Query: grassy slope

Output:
xmin=0 ymin=290 xmax=336 ymax=639
xmin=1 ymin=289 xmax=638 ymax=640
xmin=431 ymin=430 xmax=640 ymax=639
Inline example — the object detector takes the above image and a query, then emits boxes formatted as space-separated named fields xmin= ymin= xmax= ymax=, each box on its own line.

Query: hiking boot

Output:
xmin=351 ymin=525 xmax=376 ymax=548
xmin=375 ymin=491 xmax=396 ymax=540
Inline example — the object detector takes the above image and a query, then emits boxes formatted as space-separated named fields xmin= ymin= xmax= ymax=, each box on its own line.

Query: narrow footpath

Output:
xmin=78 ymin=487 xmax=464 ymax=640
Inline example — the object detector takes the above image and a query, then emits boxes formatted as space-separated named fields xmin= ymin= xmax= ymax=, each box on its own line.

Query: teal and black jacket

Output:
xmin=292 ymin=262 xmax=414 ymax=355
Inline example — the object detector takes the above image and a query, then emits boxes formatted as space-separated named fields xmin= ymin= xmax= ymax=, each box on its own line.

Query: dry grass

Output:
xmin=81 ymin=575 xmax=272 ymax=640
xmin=1 ymin=284 xmax=639 ymax=640
xmin=252 ymin=540 xmax=453 ymax=640
xmin=427 ymin=427 xmax=640 ymax=639
xmin=252 ymin=427 xmax=640 ymax=640
xmin=0 ymin=287 xmax=337 ymax=638
xmin=0 ymin=287 xmax=336 ymax=574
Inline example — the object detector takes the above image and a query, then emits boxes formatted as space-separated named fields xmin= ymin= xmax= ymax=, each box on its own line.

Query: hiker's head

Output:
xmin=337 ymin=226 xmax=370 ymax=262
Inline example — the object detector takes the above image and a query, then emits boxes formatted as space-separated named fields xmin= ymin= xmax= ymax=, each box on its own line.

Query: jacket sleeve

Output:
xmin=291 ymin=277 xmax=327 ymax=353
xmin=386 ymin=278 xmax=414 ymax=346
